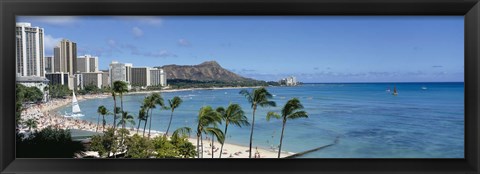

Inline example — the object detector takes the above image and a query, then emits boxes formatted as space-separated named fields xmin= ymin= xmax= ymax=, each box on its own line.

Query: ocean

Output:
xmin=57 ymin=82 xmax=464 ymax=158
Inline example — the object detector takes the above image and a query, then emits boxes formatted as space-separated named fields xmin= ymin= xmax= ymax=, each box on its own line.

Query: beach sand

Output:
xmin=19 ymin=93 xmax=294 ymax=158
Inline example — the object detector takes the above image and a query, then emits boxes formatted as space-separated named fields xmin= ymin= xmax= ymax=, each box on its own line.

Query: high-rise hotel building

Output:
xmin=15 ymin=22 xmax=45 ymax=77
xmin=109 ymin=61 xmax=126 ymax=85
xmin=150 ymin=68 xmax=167 ymax=87
xmin=131 ymin=67 xmax=151 ymax=87
xmin=54 ymin=39 xmax=77 ymax=75
xmin=45 ymin=56 xmax=54 ymax=73
xmin=77 ymin=55 xmax=99 ymax=73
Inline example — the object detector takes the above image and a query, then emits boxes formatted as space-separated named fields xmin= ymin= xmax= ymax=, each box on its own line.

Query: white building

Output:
xmin=74 ymin=74 xmax=83 ymax=90
xmin=77 ymin=55 xmax=99 ymax=73
xmin=280 ymin=76 xmax=298 ymax=86
xmin=101 ymin=70 xmax=110 ymax=88
xmin=109 ymin=61 xmax=131 ymax=89
xmin=15 ymin=22 xmax=45 ymax=77
xmin=150 ymin=68 xmax=167 ymax=87
xmin=82 ymin=72 xmax=103 ymax=89
xmin=125 ymin=63 xmax=132 ymax=84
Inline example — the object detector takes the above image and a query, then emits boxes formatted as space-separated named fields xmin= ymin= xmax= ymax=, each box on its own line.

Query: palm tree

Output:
xmin=24 ymin=118 xmax=38 ymax=132
xmin=267 ymin=98 xmax=308 ymax=158
xmin=137 ymin=107 xmax=147 ymax=134
xmin=216 ymin=104 xmax=250 ymax=158
xmin=97 ymin=105 xmax=108 ymax=132
xmin=111 ymin=91 xmax=118 ymax=132
xmin=204 ymin=126 xmax=224 ymax=158
xmin=165 ymin=96 xmax=183 ymax=136
xmin=141 ymin=96 xmax=154 ymax=137
xmin=148 ymin=93 xmax=164 ymax=138
xmin=172 ymin=127 xmax=191 ymax=138
xmin=113 ymin=81 xmax=129 ymax=129
xmin=239 ymin=87 xmax=276 ymax=158
xmin=195 ymin=106 xmax=221 ymax=158
xmin=96 ymin=106 xmax=105 ymax=132
xmin=117 ymin=111 xmax=136 ymax=128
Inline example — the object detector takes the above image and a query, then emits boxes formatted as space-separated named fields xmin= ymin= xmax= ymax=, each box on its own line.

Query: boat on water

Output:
xmin=392 ymin=86 xmax=398 ymax=96
xmin=421 ymin=86 xmax=428 ymax=90
xmin=64 ymin=91 xmax=85 ymax=117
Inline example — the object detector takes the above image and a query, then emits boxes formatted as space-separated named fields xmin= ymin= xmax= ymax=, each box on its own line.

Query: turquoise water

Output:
xmin=57 ymin=82 xmax=464 ymax=158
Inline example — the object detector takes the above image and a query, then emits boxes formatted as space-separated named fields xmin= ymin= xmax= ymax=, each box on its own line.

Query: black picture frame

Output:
xmin=1 ymin=0 xmax=479 ymax=173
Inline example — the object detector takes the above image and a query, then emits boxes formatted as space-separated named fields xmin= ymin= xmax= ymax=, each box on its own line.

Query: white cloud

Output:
xmin=20 ymin=16 xmax=80 ymax=26
xmin=140 ymin=17 xmax=163 ymax=26
xmin=178 ymin=39 xmax=191 ymax=47
xmin=132 ymin=27 xmax=144 ymax=38
xmin=44 ymin=34 xmax=62 ymax=54
xmin=115 ymin=16 xmax=163 ymax=26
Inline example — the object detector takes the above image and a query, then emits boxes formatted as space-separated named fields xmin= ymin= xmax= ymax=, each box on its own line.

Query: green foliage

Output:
xmin=113 ymin=81 xmax=129 ymax=95
xmin=170 ymin=134 xmax=197 ymax=158
xmin=16 ymin=126 xmax=86 ymax=158
xmin=16 ymin=84 xmax=44 ymax=127
xmin=47 ymin=84 xmax=71 ymax=98
xmin=24 ymin=118 xmax=38 ymax=131
xmin=89 ymin=128 xmax=118 ymax=158
xmin=117 ymin=111 xmax=136 ymax=128
xmin=124 ymin=134 xmax=154 ymax=158
xmin=152 ymin=136 xmax=178 ymax=158
xmin=16 ymin=84 xmax=43 ymax=102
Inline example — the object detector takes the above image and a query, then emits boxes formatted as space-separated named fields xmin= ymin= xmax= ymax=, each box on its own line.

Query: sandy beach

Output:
xmin=19 ymin=93 xmax=294 ymax=158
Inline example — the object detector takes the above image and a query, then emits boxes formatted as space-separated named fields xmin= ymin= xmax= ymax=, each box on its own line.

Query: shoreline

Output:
xmin=20 ymin=94 xmax=295 ymax=158
xmin=126 ymin=86 xmax=265 ymax=95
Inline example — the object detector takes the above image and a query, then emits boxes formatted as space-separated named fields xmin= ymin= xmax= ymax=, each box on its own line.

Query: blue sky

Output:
xmin=17 ymin=16 xmax=464 ymax=83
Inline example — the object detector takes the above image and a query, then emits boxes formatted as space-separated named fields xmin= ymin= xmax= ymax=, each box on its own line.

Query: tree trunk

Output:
xmin=200 ymin=133 xmax=204 ymax=158
xmin=148 ymin=108 xmax=153 ymax=138
xmin=96 ymin=114 xmax=100 ymax=132
xmin=165 ymin=110 xmax=174 ymax=136
xmin=211 ymin=134 xmax=215 ymax=158
xmin=111 ymin=97 xmax=117 ymax=158
xmin=278 ymin=119 xmax=287 ymax=158
xmin=121 ymin=95 xmax=125 ymax=129
xmin=249 ymin=106 xmax=257 ymax=158
xmin=102 ymin=115 xmax=105 ymax=132
xmin=197 ymin=132 xmax=200 ymax=158
xmin=219 ymin=123 xmax=228 ymax=158
xmin=113 ymin=98 xmax=117 ymax=132
xmin=143 ymin=108 xmax=149 ymax=137
xmin=136 ymin=119 xmax=141 ymax=134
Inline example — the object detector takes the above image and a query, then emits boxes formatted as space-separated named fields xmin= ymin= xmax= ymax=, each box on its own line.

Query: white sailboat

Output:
xmin=65 ymin=91 xmax=84 ymax=117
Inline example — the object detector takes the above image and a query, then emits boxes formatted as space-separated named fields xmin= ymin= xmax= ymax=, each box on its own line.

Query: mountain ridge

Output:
xmin=155 ymin=61 xmax=260 ymax=82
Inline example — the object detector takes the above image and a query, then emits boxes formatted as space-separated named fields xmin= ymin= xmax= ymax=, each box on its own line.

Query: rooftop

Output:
xmin=16 ymin=76 xmax=49 ymax=82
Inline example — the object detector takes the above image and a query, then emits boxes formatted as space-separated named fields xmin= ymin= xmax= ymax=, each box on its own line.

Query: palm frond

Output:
xmin=287 ymin=111 xmax=308 ymax=120
xmin=204 ymin=127 xmax=225 ymax=144
xmin=259 ymin=100 xmax=277 ymax=107
xmin=172 ymin=127 xmax=191 ymax=137
xmin=266 ymin=111 xmax=281 ymax=121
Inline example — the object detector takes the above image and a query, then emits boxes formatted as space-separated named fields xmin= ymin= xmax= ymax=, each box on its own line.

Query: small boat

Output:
xmin=392 ymin=86 xmax=398 ymax=96
xmin=65 ymin=91 xmax=84 ymax=117
xmin=421 ymin=86 xmax=428 ymax=90
xmin=386 ymin=88 xmax=391 ymax=93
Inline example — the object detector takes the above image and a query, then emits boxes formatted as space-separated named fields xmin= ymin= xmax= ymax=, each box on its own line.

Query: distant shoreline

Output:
xmin=125 ymin=86 xmax=264 ymax=95
xmin=301 ymin=81 xmax=464 ymax=84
